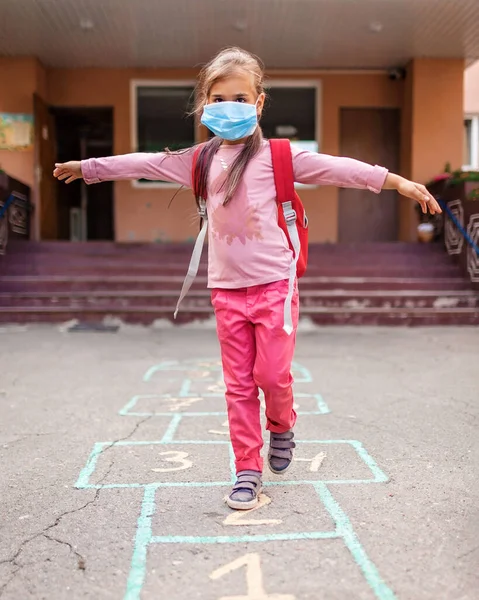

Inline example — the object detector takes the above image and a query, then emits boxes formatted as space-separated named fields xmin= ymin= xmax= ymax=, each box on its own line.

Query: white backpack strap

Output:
xmin=174 ymin=199 xmax=208 ymax=319
xmin=282 ymin=201 xmax=301 ymax=335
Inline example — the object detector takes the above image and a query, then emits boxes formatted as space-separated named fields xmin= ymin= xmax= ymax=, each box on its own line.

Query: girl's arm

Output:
xmin=382 ymin=172 xmax=441 ymax=215
xmin=293 ymin=149 xmax=441 ymax=215
xmin=53 ymin=150 xmax=195 ymax=187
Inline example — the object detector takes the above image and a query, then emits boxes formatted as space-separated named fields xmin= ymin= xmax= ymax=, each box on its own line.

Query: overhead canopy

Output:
xmin=0 ymin=0 xmax=478 ymax=70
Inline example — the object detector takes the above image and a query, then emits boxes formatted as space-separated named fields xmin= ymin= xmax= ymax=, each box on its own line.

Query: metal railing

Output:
xmin=437 ymin=196 xmax=479 ymax=256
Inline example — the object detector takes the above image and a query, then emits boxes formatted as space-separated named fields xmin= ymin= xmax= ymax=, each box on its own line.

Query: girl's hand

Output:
xmin=53 ymin=161 xmax=83 ymax=184
xmin=384 ymin=173 xmax=442 ymax=215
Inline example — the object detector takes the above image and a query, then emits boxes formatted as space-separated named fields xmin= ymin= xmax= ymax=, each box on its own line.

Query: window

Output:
xmin=204 ymin=81 xmax=321 ymax=155
xmin=464 ymin=115 xmax=479 ymax=170
xmin=262 ymin=81 xmax=321 ymax=187
xmin=131 ymin=82 xmax=196 ymax=186
xmin=130 ymin=80 xmax=321 ymax=187
xmin=262 ymin=82 xmax=320 ymax=155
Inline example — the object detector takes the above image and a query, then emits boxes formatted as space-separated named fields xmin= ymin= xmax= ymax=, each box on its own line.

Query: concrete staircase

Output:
xmin=0 ymin=241 xmax=478 ymax=325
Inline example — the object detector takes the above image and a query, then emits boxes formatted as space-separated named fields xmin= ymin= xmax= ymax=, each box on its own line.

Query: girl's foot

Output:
xmin=226 ymin=470 xmax=262 ymax=510
xmin=268 ymin=430 xmax=296 ymax=474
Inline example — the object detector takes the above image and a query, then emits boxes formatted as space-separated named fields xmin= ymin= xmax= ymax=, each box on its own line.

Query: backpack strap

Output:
xmin=191 ymin=144 xmax=206 ymax=200
xmin=174 ymin=145 xmax=208 ymax=319
xmin=271 ymin=139 xmax=294 ymax=206
xmin=270 ymin=139 xmax=300 ymax=335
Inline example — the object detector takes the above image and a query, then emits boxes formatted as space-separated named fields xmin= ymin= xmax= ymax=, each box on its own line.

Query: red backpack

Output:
xmin=270 ymin=138 xmax=309 ymax=277
xmin=192 ymin=138 xmax=309 ymax=277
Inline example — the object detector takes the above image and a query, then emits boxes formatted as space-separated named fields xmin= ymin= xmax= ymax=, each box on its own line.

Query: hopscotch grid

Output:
xmin=142 ymin=360 xmax=312 ymax=383
xmin=124 ymin=481 xmax=396 ymax=599
xmin=78 ymin=482 xmax=241 ymax=490
xmin=149 ymin=531 xmax=340 ymax=544
xmin=160 ymin=414 xmax=183 ymax=443
xmin=77 ymin=358 xmax=395 ymax=600
xmin=314 ymin=482 xmax=397 ymax=600
xmin=75 ymin=440 xmax=388 ymax=489
xmin=125 ymin=484 xmax=156 ymax=600
xmin=228 ymin=444 xmax=237 ymax=484
xmin=122 ymin=410 xmax=329 ymax=417
xmin=77 ymin=478 xmax=387 ymax=490
xmin=75 ymin=442 xmax=110 ymax=489
xmin=118 ymin=393 xmax=330 ymax=417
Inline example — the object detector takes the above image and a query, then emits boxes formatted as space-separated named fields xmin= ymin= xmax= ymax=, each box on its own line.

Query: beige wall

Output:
xmin=0 ymin=58 xmax=39 ymax=187
xmin=465 ymin=61 xmax=479 ymax=114
xmin=0 ymin=57 xmax=47 ymax=239
xmin=400 ymin=58 xmax=464 ymax=240
xmin=48 ymin=67 xmax=403 ymax=243
xmin=0 ymin=56 xmax=467 ymax=243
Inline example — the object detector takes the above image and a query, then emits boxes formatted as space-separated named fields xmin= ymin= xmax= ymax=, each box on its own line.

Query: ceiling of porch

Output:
xmin=1 ymin=0 xmax=479 ymax=70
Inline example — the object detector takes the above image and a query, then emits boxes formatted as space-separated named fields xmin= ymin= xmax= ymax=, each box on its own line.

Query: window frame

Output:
xmin=264 ymin=79 xmax=322 ymax=189
xmin=130 ymin=79 xmax=197 ymax=189
xmin=463 ymin=114 xmax=479 ymax=171
xmin=129 ymin=78 xmax=323 ymax=189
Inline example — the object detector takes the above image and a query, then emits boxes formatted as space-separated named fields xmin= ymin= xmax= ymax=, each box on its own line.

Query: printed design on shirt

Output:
xmin=209 ymin=171 xmax=263 ymax=246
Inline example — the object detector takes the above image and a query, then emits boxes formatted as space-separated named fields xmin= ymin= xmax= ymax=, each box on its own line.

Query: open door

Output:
xmin=34 ymin=94 xmax=58 ymax=239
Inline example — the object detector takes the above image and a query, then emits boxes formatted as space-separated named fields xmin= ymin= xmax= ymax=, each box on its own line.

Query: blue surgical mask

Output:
xmin=200 ymin=101 xmax=258 ymax=141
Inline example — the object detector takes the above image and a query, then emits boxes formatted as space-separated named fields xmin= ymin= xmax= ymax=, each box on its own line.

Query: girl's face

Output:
xmin=207 ymin=72 xmax=265 ymax=116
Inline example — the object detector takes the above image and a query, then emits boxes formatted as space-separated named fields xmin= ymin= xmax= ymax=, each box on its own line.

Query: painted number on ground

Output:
xmin=210 ymin=553 xmax=296 ymax=600
xmin=294 ymin=452 xmax=326 ymax=472
xmin=163 ymin=397 xmax=204 ymax=411
xmin=151 ymin=451 xmax=192 ymax=473
xmin=223 ymin=494 xmax=282 ymax=527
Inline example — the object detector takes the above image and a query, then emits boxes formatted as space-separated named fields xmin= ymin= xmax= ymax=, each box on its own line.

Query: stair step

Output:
xmin=1 ymin=241 xmax=476 ymax=326
xmin=0 ymin=265 xmax=461 ymax=276
xmin=0 ymin=274 xmax=471 ymax=289
xmin=6 ymin=241 xmax=448 ymax=253
xmin=0 ymin=289 xmax=477 ymax=311
xmin=0 ymin=306 xmax=477 ymax=326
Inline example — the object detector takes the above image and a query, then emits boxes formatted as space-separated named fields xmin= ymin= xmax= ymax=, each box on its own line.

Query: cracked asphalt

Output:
xmin=0 ymin=324 xmax=478 ymax=600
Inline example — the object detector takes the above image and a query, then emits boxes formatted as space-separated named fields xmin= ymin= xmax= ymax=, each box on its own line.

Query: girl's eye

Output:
xmin=213 ymin=98 xmax=223 ymax=103
xmin=236 ymin=98 xmax=246 ymax=103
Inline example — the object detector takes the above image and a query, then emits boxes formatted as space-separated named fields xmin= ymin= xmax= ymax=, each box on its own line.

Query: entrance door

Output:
xmin=54 ymin=107 xmax=114 ymax=240
xmin=34 ymin=94 xmax=58 ymax=239
xmin=338 ymin=108 xmax=400 ymax=243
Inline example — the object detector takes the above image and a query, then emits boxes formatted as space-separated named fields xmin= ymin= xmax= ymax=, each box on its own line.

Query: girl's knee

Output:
xmin=253 ymin=367 xmax=291 ymax=395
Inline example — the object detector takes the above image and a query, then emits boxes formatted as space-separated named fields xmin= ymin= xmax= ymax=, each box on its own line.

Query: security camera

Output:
xmin=388 ymin=67 xmax=406 ymax=81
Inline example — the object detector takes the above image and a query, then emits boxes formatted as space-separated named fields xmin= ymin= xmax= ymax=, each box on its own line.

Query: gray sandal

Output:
xmin=268 ymin=430 xmax=296 ymax=474
xmin=226 ymin=470 xmax=262 ymax=510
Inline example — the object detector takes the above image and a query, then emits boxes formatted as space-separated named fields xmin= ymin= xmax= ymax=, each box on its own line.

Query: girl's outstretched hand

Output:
xmin=384 ymin=173 xmax=442 ymax=215
xmin=53 ymin=161 xmax=83 ymax=184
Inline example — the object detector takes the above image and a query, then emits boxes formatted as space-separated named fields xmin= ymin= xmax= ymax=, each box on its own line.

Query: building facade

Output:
xmin=0 ymin=1 xmax=477 ymax=245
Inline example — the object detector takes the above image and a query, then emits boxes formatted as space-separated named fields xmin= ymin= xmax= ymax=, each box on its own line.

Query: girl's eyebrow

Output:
xmin=211 ymin=93 xmax=248 ymax=98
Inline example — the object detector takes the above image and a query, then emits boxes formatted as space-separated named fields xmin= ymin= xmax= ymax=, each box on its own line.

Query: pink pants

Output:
xmin=211 ymin=279 xmax=299 ymax=473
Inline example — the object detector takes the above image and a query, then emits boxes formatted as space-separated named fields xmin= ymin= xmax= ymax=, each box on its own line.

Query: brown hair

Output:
xmin=192 ymin=47 xmax=266 ymax=208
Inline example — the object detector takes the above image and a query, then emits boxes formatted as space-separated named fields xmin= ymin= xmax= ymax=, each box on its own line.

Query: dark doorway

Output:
xmin=54 ymin=107 xmax=114 ymax=241
xmin=35 ymin=94 xmax=58 ymax=240
xmin=338 ymin=108 xmax=400 ymax=243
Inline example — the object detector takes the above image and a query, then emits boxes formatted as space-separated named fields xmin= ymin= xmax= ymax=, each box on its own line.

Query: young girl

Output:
xmin=54 ymin=47 xmax=441 ymax=510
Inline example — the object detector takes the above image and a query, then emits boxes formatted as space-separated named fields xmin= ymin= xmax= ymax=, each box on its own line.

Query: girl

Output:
xmin=53 ymin=47 xmax=441 ymax=511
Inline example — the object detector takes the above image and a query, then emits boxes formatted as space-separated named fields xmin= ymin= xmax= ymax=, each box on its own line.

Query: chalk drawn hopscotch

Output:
xmin=76 ymin=359 xmax=397 ymax=600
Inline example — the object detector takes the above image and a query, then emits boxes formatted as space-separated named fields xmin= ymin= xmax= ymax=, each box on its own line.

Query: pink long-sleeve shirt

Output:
xmin=81 ymin=141 xmax=388 ymax=289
